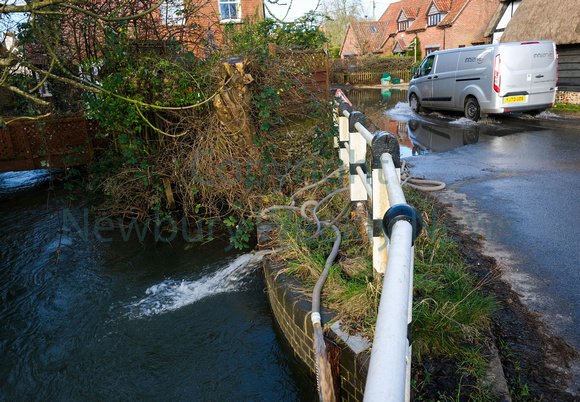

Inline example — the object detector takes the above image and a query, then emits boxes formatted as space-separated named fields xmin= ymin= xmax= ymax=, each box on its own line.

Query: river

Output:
xmin=0 ymin=170 xmax=317 ymax=400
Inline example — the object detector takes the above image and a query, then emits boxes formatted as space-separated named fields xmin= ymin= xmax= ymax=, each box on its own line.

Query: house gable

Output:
xmin=340 ymin=21 xmax=389 ymax=58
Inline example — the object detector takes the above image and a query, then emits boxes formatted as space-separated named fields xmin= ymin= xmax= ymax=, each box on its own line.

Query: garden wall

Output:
xmin=556 ymin=90 xmax=580 ymax=105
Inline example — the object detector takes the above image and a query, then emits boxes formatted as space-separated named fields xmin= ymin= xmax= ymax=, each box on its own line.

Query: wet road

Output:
xmin=401 ymin=111 xmax=580 ymax=355
xmin=345 ymin=85 xmax=580 ymax=386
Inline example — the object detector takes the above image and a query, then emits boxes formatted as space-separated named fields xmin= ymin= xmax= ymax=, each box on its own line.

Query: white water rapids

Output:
xmin=126 ymin=253 xmax=264 ymax=318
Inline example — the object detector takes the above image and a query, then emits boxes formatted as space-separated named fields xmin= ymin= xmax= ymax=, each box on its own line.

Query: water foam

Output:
xmin=384 ymin=102 xmax=415 ymax=120
xmin=449 ymin=117 xmax=480 ymax=126
xmin=126 ymin=253 xmax=263 ymax=318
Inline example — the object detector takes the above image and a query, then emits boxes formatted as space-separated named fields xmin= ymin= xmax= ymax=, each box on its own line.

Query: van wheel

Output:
xmin=410 ymin=94 xmax=421 ymax=113
xmin=464 ymin=98 xmax=480 ymax=121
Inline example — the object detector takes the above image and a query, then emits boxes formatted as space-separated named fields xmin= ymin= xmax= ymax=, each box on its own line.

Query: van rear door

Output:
xmin=499 ymin=41 xmax=557 ymax=105
xmin=498 ymin=42 xmax=532 ymax=101
xmin=529 ymin=41 xmax=557 ymax=94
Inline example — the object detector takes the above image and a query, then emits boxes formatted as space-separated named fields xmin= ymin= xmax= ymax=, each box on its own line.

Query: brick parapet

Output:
xmin=263 ymin=258 xmax=371 ymax=402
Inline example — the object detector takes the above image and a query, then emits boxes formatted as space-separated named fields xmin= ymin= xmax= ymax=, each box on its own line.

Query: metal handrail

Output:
xmin=336 ymin=100 xmax=421 ymax=402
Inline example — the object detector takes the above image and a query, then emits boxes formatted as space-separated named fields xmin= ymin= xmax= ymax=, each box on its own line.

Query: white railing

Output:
xmin=336 ymin=100 xmax=422 ymax=401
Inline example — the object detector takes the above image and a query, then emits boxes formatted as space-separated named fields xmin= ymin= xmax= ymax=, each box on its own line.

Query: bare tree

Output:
xmin=0 ymin=0 xmax=217 ymax=120
xmin=321 ymin=0 xmax=363 ymax=48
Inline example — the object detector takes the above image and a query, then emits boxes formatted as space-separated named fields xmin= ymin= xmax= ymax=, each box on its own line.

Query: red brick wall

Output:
xmin=155 ymin=0 xmax=264 ymax=55
xmin=341 ymin=27 xmax=359 ymax=58
xmin=437 ymin=0 xmax=497 ymax=49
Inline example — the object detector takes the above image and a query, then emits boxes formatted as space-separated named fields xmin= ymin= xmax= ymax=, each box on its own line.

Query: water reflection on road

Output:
xmin=344 ymin=87 xmax=486 ymax=156
xmin=342 ymin=87 xmax=560 ymax=156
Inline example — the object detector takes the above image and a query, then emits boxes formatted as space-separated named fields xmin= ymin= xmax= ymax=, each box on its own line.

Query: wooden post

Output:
xmin=348 ymin=111 xmax=367 ymax=202
xmin=338 ymin=102 xmax=351 ymax=168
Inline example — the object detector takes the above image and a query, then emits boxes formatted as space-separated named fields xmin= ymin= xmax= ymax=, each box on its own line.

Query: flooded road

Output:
xmin=346 ymin=87 xmax=580 ymax=390
xmin=344 ymin=87 xmax=576 ymax=156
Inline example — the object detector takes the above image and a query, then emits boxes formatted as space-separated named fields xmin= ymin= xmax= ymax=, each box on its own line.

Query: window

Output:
xmin=370 ymin=25 xmax=377 ymax=33
xmin=160 ymin=0 xmax=184 ymax=26
xmin=419 ymin=55 xmax=435 ymax=76
xmin=398 ymin=20 xmax=410 ymax=32
xmin=428 ymin=13 xmax=442 ymax=26
xmin=34 ymin=72 xmax=52 ymax=97
xmin=425 ymin=46 xmax=439 ymax=55
xmin=219 ymin=0 xmax=240 ymax=22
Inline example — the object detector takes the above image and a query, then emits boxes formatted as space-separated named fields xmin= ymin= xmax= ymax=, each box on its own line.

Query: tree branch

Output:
xmin=1 ymin=0 xmax=164 ymax=22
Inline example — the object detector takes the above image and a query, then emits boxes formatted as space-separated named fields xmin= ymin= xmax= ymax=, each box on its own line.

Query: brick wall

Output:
xmin=439 ymin=0 xmax=497 ymax=49
xmin=263 ymin=258 xmax=371 ymax=402
xmin=556 ymin=90 xmax=580 ymax=105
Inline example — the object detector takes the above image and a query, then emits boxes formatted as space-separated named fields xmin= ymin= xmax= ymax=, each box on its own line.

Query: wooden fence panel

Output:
xmin=0 ymin=117 xmax=103 ymax=173
xmin=337 ymin=69 xmax=412 ymax=85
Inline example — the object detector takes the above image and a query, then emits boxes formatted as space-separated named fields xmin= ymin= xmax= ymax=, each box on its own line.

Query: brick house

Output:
xmin=340 ymin=21 xmax=388 ymax=58
xmin=156 ymin=0 xmax=264 ymax=55
xmin=375 ymin=0 xmax=500 ymax=58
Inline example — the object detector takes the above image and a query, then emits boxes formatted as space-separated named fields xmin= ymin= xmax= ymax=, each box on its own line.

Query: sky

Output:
xmin=266 ymin=0 xmax=398 ymax=22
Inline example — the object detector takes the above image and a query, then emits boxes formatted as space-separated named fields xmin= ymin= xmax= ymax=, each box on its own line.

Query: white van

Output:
xmin=408 ymin=41 xmax=558 ymax=120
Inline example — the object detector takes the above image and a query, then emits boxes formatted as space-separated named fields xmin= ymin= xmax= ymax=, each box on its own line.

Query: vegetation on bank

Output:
xmin=553 ymin=102 xmax=580 ymax=112
xmin=264 ymin=179 xmax=498 ymax=400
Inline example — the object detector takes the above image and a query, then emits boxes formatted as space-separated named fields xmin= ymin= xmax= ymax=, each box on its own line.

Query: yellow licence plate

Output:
xmin=504 ymin=96 xmax=526 ymax=103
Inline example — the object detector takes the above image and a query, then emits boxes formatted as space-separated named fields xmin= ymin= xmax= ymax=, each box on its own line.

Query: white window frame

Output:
xmin=34 ymin=72 xmax=52 ymax=98
xmin=398 ymin=20 xmax=409 ymax=32
xmin=428 ymin=13 xmax=442 ymax=26
xmin=219 ymin=0 xmax=241 ymax=23
xmin=425 ymin=45 xmax=440 ymax=56
xmin=160 ymin=0 xmax=185 ymax=26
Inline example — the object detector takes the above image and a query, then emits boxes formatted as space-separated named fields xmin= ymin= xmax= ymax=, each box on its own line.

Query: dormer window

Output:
xmin=427 ymin=3 xmax=446 ymax=27
xmin=398 ymin=11 xmax=413 ymax=32
xmin=428 ymin=13 xmax=442 ymax=26
xmin=398 ymin=19 xmax=412 ymax=31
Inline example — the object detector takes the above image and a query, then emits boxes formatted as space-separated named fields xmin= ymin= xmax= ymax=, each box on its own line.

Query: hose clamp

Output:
xmin=311 ymin=312 xmax=321 ymax=325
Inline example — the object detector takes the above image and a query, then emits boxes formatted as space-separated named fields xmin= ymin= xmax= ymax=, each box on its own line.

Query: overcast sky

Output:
xmin=266 ymin=0 xmax=399 ymax=22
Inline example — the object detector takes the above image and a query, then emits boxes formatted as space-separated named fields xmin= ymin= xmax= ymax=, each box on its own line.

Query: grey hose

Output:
xmin=260 ymin=172 xmax=348 ymax=401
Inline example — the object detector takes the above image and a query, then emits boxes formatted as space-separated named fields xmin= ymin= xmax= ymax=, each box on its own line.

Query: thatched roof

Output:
xmin=500 ymin=0 xmax=580 ymax=45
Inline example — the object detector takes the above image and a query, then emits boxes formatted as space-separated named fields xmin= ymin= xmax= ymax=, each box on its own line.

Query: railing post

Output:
xmin=370 ymin=132 xmax=401 ymax=274
xmin=338 ymin=102 xmax=351 ymax=167
xmin=348 ymin=111 xmax=367 ymax=202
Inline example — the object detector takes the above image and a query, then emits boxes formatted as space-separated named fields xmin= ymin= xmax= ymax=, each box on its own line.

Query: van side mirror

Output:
xmin=412 ymin=67 xmax=419 ymax=78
